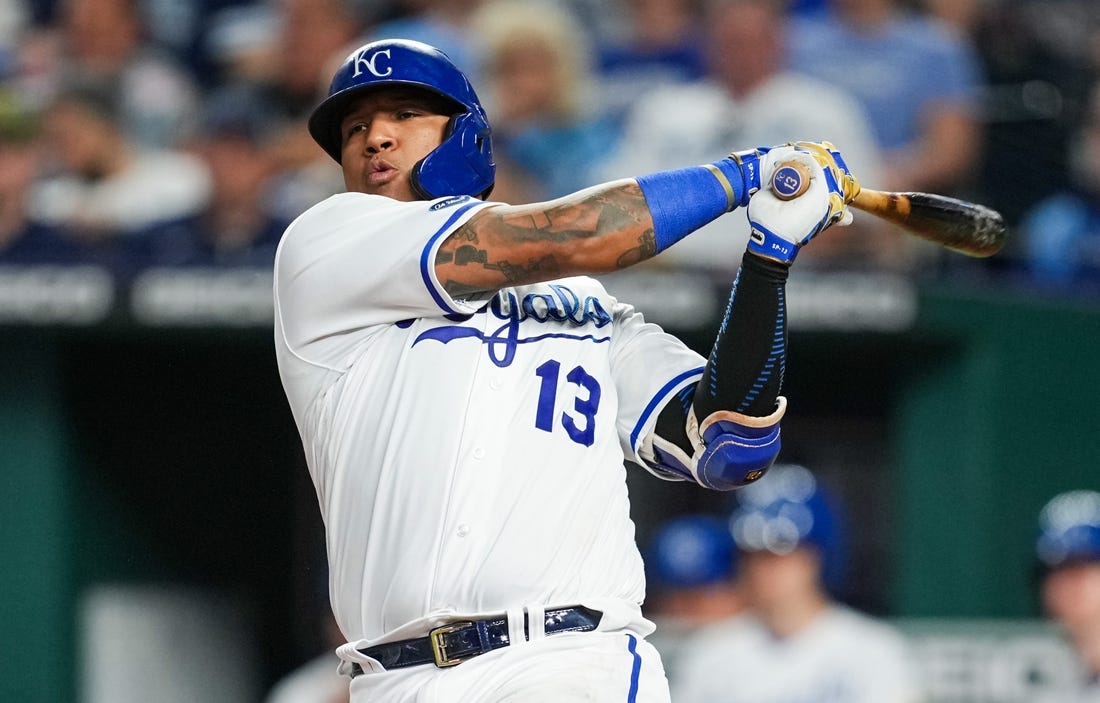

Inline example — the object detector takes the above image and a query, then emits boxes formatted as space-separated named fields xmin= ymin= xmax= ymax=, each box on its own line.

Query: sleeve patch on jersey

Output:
xmin=430 ymin=195 xmax=472 ymax=211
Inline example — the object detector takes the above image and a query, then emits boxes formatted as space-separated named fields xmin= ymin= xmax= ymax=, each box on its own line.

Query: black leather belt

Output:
xmin=350 ymin=605 xmax=602 ymax=675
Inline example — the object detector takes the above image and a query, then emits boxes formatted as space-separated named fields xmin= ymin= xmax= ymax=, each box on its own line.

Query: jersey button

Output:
xmin=456 ymin=524 xmax=470 ymax=537
xmin=489 ymin=377 xmax=502 ymax=390
xmin=473 ymin=447 xmax=486 ymax=460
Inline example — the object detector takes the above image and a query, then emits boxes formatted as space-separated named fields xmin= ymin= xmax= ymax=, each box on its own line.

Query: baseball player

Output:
xmin=273 ymin=38 xmax=857 ymax=703
xmin=643 ymin=515 xmax=744 ymax=678
xmin=1033 ymin=489 xmax=1100 ymax=701
xmin=670 ymin=464 xmax=922 ymax=703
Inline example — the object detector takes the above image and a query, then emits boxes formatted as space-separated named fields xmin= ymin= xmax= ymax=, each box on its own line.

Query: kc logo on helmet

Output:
xmin=352 ymin=48 xmax=393 ymax=78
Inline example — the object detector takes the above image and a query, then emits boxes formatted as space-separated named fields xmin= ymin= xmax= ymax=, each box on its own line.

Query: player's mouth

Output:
xmin=367 ymin=160 xmax=398 ymax=186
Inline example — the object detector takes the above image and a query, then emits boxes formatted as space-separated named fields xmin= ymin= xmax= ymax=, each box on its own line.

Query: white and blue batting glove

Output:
xmin=727 ymin=144 xmax=811 ymax=208
xmin=745 ymin=150 xmax=853 ymax=265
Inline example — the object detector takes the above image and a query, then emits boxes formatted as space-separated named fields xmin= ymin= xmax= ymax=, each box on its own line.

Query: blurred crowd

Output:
xmin=2 ymin=0 xmax=1100 ymax=292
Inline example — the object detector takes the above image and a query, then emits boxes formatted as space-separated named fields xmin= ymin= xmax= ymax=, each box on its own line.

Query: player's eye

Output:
xmin=346 ymin=122 xmax=368 ymax=138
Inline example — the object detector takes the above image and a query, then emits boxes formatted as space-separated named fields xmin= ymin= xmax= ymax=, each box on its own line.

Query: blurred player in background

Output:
xmin=642 ymin=514 xmax=744 ymax=677
xmin=671 ymin=464 xmax=922 ymax=703
xmin=1034 ymin=489 xmax=1100 ymax=701
xmin=274 ymin=38 xmax=859 ymax=702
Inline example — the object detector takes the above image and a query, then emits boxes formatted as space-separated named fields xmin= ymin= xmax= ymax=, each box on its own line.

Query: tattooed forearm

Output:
xmin=507 ymin=183 xmax=651 ymax=244
xmin=439 ymin=254 xmax=562 ymax=297
xmin=616 ymin=228 xmax=657 ymax=268
xmin=436 ymin=180 xmax=659 ymax=295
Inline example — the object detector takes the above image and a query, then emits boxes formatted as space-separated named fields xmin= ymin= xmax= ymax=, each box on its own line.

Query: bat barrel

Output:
xmin=851 ymin=189 xmax=1006 ymax=258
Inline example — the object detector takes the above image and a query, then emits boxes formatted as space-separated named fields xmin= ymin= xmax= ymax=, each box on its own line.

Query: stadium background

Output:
xmin=2 ymin=0 xmax=1100 ymax=700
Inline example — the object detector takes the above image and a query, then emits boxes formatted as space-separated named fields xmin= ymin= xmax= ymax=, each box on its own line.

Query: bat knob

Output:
xmin=771 ymin=161 xmax=812 ymax=201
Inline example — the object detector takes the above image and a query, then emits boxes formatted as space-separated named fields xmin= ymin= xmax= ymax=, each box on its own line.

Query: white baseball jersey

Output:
xmin=670 ymin=606 xmax=923 ymax=703
xmin=273 ymin=192 xmax=705 ymax=673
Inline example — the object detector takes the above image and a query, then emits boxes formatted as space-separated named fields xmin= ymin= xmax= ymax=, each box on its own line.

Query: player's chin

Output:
xmin=350 ymin=174 xmax=416 ymax=201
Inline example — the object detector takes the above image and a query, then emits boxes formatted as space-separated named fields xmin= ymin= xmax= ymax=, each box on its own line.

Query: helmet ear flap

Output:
xmin=412 ymin=111 xmax=495 ymax=199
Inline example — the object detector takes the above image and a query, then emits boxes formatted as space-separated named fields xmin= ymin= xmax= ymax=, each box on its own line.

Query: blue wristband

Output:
xmin=636 ymin=160 xmax=748 ymax=254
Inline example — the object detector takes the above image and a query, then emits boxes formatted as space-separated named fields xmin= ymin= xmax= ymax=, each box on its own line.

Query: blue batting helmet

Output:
xmin=1036 ymin=489 xmax=1100 ymax=570
xmin=728 ymin=463 xmax=846 ymax=590
xmin=308 ymin=39 xmax=495 ymax=199
xmin=646 ymin=514 xmax=737 ymax=589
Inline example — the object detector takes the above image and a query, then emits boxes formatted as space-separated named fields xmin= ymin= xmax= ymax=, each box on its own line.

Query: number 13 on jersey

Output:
xmin=534 ymin=360 xmax=601 ymax=447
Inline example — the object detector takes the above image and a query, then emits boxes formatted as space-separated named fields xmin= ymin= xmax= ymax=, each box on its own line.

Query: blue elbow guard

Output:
xmin=695 ymin=420 xmax=780 ymax=490
xmin=690 ymin=398 xmax=786 ymax=490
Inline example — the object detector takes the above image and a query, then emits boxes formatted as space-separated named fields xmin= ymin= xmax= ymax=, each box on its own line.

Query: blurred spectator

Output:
xmin=593 ymin=0 xmax=707 ymax=123
xmin=961 ymin=0 xmax=1096 ymax=228
xmin=201 ymin=1 xmax=283 ymax=89
xmin=262 ymin=0 xmax=360 ymax=222
xmin=643 ymin=513 xmax=743 ymax=678
xmin=788 ymin=0 xmax=826 ymax=15
xmin=140 ymin=0 xmax=205 ymax=69
xmin=0 ymin=90 xmax=80 ymax=264
xmin=36 ymin=0 xmax=203 ymax=147
xmin=367 ymin=0 xmax=483 ymax=79
xmin=670 ymin=464 xmax=922 ymax=703
xmin=276 ymin=0 xmax=364 ymax=119
xmin=553 ymin=0 xmax=632 ymax=49
xmin=1033 ymin=489 xmax=1100 ymax=701
xmin=470 ymin=0 xmax=621 ymax=201
xmin=1018 ymin=82 xmax=1100 ymax=292
xmin=788 ymin=0 xmax=984 ymax=195
xmin=0 ymin=1 xmax=28 ymax=79
xmin=599 ymin=0 xmax=900 ymax=273
xmin=1020 ymin=0 xmax=1100 ymax=76
xmin=27 ymin=82 xmax=210 ymax=270
xmin=138 ymin=86 xmax=291 ymax=269
xmin=919 ymin=0 xmax=986 ymax=34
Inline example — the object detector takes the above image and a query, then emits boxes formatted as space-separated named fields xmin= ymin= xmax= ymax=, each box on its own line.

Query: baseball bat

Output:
xmin=849 ymin=188 xmax=1006 ymax=258
xmin=770 ymin=160 xmax=1006 ymax=258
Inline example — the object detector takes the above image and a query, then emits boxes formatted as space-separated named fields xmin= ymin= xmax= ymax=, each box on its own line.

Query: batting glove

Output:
xmin=793 ymin=140 xmax=861 ymax=203
xmin=746 ymin=150 xmax=853 ymax=265
xmin=726 ymin=144 xmax=809 ymax=208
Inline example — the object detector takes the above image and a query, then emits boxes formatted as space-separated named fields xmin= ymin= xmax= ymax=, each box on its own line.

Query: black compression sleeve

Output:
xmin=696 ymin=252 xmax=789 ymax=418
xmin=654 ymin=252 xmax=789 ymax=451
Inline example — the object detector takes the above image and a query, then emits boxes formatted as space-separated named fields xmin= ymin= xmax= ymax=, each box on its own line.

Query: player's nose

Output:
xmin=364 ymin=119 xmax=397 ymax=153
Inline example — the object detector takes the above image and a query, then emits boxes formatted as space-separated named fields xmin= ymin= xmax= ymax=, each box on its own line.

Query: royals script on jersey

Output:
xmin=273 ymin=192 xmax=705 ymax=664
